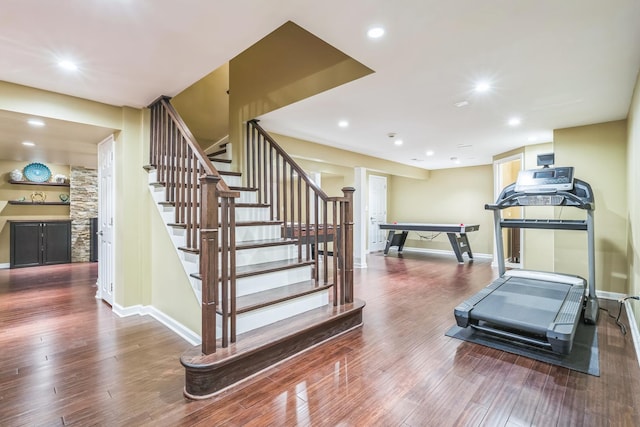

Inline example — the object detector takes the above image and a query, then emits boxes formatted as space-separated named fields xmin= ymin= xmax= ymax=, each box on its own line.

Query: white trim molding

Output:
xmin=625 ymin=300 xmax=640 ymax=368
xmin=112 ymin=303 xmax=201 ymax=346
xmin=400 ymin=246 xmax=493 ymax=260
xmin=0 ymin=263 xmax=10 ymax=269
xmin=595 ymin=291 xmax=640 ymax=368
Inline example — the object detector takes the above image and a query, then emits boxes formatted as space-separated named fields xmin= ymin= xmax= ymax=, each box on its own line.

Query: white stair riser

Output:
xmin=159 ymin=221 xmax=283 ymax=246
xmin=215 ymin=290 xmax=329 ymax=337
xmin=235 ymin=225 xmax=282 ymax=242
xmin=233 ymin=265 xmax=312 ymax=296
xmin=237 ymin=190 xmax=257 ymax=203
xmin=232 ymin=245 xmax=297 ymax=267
xmin=155 ymin=199 xmax=269 ymax=224
xmin=210 ymin=160 xmax=231 ymax=172
xmin=222 ymin=175 xmax=241 ymax=187
xmin=223 ymin=206 xmax=270 ymax=221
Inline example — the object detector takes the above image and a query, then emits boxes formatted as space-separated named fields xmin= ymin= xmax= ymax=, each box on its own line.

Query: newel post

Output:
xmin=200 ymin=174 xmax=220 ymax=355
xmin=341 ymin=187 xmax=355 ymax=304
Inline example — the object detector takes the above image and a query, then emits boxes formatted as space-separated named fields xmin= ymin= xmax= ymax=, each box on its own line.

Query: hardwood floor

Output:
xmin=1 ymin=254 xmax=639 ymax=426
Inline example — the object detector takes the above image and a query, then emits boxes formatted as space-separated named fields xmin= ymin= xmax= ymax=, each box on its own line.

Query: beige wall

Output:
xmin=554 ymin=120 xmax=628 ymax=294
xmin=272 ymin=133 xmax=430 ymax=181
xmin=0 ymin=160 xmax=71 ymax=264
xmin=228 ymin=21 xmax=373 ymax=171
xmin=172 ymin=63 xmax=230 ymax=148
xmin=626 ymin=70 xmax=640 ymax=326
xmin=149 ymin=197 xmax=200 ymax=333
xmin=0 ymin=83 xmax=201 ymax=333
xmin=388 ymin=165 xmax=494 ymax=255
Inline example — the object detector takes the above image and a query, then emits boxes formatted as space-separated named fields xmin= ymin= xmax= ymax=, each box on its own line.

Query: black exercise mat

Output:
xmin=445 ymin=321 xmax=599 ymax=376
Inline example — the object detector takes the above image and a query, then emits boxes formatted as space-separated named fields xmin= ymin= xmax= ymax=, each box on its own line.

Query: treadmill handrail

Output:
xmin=485 ymin=178 xmax=594 ymax=211
xmin=485 ymin=190 xmax=593 ymax=210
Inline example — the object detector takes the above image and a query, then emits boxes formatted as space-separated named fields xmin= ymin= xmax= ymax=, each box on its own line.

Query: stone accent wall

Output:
xmin=70 ymin=166 xmax=98 ymax=262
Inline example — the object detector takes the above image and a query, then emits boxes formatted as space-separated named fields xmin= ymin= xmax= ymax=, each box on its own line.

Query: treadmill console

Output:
xmin=514 ymin=166 xmax=574 ymax=193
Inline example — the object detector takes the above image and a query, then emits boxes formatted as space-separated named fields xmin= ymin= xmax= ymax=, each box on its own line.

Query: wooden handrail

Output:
xmin=248 ymin=120 xmax=329 ymax=201
xmin=246 ymin=120 xmax=355 ymax=307
xmin=148 ymin=96 xmax=238 ymax=355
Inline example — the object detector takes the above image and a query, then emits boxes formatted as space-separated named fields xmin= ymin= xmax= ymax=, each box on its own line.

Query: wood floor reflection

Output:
xmin=1 ymin=254 xmax=639 ymax=426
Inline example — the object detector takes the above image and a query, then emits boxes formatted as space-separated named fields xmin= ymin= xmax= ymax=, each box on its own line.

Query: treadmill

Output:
xmin=454 ymin=157 xmax=598 ymax=355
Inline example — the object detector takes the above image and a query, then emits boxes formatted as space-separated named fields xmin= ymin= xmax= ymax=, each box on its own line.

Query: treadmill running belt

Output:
xmin=470 ymin=277 xmax=573 ymax=336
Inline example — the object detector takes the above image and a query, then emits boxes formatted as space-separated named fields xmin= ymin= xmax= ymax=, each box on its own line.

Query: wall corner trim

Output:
xmin=400 ymin=247 xmax=493 ymax=260
xmin=625 ymin=300 xmax=640 ymax=368
xmin=112 ymin=303 xmax=202 ymax=346
xmin=596 ymin=291 xmax=640 ymax=368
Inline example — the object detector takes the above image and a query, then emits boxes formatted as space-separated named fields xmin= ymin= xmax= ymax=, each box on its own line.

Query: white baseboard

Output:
xmin=400 ymin=247 xmax=493 ymax=260
xmin=594 ymin=291 xmax=640 ymax=367
xmin=113 ymin=303 xmax=201 ymax=346
xmin=0 ymin=263 xmax=10 ymax=269
xmin=625 ymin=300 xmax=640 ymax=368
xmin=596 ymin=290 xmax=626 ymax=301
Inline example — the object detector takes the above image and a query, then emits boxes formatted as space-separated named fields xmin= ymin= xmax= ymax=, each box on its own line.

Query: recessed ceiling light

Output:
xmin=394 ymin=139 xmax=403 ymax=146
xmin=28 ymin=119 xmax=45 ymax=127
xmin=508 ymin=117 xmax=522 ymax=126
xmin=367 ymin=27 xmax=385 ymax=39
xmin=454 ymin=100 xmax=469 ymax=107
xmin=426 ymin=150 xmax=434 ymax=156
xmin=474 ymin=82 xmax=491 ymax=92
xmin=22 ymin=141 xmax=35 ymax=147
xmin=58 ymin=60 xmax=78 ymax=71
xmin=338 ymin=120 xmax=349 ymax=128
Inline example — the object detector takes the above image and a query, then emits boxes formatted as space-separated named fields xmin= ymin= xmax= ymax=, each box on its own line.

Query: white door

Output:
xmin=97 ymin=135 xmax=115 ymax=306
xmin=368 ymin=175 xmax=387 ymax=252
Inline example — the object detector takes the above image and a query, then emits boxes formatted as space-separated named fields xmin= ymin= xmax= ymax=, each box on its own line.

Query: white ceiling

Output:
xmin=1 ymin=1 xmax=639 ymax=170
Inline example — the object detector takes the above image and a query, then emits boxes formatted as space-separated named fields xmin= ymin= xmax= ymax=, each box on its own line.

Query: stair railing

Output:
xmin=148 ymin=96 xmax=239 ymax=355
xmin=246 ymin=120 xmax=354 ymax=306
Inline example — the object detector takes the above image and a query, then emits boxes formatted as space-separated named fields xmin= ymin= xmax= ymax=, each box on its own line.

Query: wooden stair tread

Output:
xmin=235 ymin=220 xmax=283 ymax=227
xmin=182 ymin=299 xmax=365 ymax=367
xmin=190 ymin=258 xmax=314 ymax=280
xmin=181 ymin=299 xmax=365 ymax=397
xmin=228 ymin=186 xmax=258 ymax=192
xmin=220 ymin=202 xmax=270 ymax=208
xmin=208 ymin=157 xmax=232 ymax=164
xmin=183 ymin=238 xmax=299 ymax=255
xmin=168 ymin=220 xmax=282 ymax=229
xmin=235 ymin=238 xmax=299 ymax=250
xmin=231 ymin=281 xmax=333 ymax=314
xmin=207 ymin=148 xmax=227 ymax=157
xmin=235 ymin=258 xmax=314 ymax=278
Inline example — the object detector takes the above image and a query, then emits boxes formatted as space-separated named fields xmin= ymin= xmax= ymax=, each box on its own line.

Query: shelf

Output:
xmin=8 ymin=179 xmax=69 ymax=187
xmin=8 ymin=201 xmax=70 ymax=206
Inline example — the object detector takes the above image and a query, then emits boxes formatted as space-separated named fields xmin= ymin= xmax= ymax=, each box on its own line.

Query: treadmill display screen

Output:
xmin=514 ymin=166 xmax=574 ymax=193
xmin=533 ymin=170 xmax=554 ymax=179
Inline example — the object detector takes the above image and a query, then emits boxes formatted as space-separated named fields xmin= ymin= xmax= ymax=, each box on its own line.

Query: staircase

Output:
xmin=146 ymin=96 xmax=365 ymax=399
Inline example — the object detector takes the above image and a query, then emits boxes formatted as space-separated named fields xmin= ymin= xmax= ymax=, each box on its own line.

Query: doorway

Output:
xmin=494 ymin=155 xmax=523 ymax=268
xmin=97 ymin=135 xmax=115 ymax=306
xmin=368 ymin=175 xmax=387 ymax=252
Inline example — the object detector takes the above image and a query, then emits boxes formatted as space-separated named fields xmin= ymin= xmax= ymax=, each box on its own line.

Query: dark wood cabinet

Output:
xmin=10 ymin=220 xmax=72 ymax=268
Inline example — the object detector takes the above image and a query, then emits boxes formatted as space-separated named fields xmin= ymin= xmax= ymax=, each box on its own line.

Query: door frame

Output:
xmin=96 ymin=134 xmax=115 ymax=306
xmin=493 ymin=153 xmax=524 ymax=268
xmin=367 ymin=174 xmax=388 ymax=253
